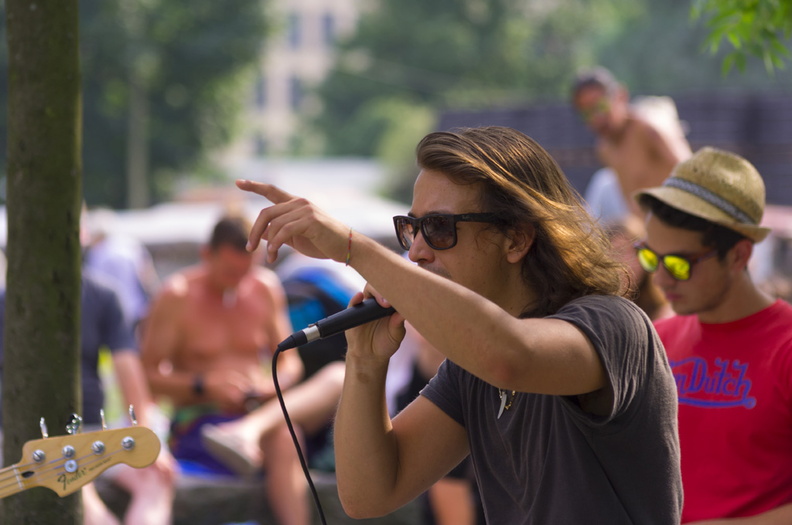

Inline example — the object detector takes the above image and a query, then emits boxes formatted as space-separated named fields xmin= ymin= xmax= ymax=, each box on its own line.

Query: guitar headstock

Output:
xmin=11 ymin=426 xmax=160 ymax=497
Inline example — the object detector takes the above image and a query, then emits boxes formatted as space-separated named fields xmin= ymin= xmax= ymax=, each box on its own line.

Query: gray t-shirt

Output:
xmin=421 ymin=294 xmax=682 ymax=524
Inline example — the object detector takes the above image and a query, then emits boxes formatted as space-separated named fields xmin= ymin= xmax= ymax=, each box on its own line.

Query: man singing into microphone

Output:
xmin=238 ymin=126 xmax=682 ymax=524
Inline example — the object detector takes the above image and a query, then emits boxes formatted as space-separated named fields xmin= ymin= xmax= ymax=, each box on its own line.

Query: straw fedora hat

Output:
xmin=635 ymin=147 xmax=771 ymax=242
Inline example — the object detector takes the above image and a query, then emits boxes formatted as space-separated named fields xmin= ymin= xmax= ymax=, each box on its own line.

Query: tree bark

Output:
xmin=2 ymin=0 xmax=82 ymax=523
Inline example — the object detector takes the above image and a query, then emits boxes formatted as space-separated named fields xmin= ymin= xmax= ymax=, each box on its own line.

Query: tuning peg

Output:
xmin=40 ymin=417 xmax=48 ymax=438
xmin=100 ymin=409 xmax=107 ymax=430
xmin=128 ymin=405 xmax=138 ymax=426
xmin=66 ymin=413 xmax=83 ymax=435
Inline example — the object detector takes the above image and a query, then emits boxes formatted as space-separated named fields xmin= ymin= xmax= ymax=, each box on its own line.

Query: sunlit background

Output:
xmin=0 ymin=0 xmax=789 ymax=278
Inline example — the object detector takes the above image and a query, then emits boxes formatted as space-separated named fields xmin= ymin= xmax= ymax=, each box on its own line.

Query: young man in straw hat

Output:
xmin=636 ymin=147 xmax=792 ymax=523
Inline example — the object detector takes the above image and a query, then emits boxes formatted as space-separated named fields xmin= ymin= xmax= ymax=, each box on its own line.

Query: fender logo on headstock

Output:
xmin=57 ymin=456 xmax=113 ymax=491
xmin=57 ymin=468 xmax=86 ymax=491
xmin=0 ymin=425 xmax=159 ymax=499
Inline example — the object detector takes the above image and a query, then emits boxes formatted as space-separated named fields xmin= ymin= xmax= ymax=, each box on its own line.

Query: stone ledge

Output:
xmin=96 ymin=470 xmax=421 ymax=525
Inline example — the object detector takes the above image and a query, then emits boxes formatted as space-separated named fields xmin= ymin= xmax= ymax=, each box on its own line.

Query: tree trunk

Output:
xmin=126 ymin=76 xmax=150 ymax=209
xmin=123 ymin=0 xmax=151 ymax=210
xmin=2 ymin=0 xmax=83 ymax=523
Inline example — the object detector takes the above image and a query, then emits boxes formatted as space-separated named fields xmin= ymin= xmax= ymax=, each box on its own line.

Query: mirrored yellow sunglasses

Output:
xmin=634 ymin=243 xmax=717 ymax=281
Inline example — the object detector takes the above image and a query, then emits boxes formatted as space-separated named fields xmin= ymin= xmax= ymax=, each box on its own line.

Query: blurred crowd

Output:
xmin=0 ymin=65 xmax=790 ymax=525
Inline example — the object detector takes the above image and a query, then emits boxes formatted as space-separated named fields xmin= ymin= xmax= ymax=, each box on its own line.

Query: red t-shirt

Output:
xmin=655 ymin=299 xmax=792 ymax=522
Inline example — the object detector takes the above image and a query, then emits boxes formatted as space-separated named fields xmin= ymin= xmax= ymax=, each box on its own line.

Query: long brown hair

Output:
xmin=416 ymin=126 xmax=627 ymax=317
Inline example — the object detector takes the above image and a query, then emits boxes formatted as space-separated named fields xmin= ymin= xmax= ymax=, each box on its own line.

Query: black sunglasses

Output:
xmin=393 ymin=213 xmax=501 ymax=251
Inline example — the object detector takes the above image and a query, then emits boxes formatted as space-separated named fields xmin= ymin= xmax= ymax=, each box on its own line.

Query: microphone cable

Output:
xmin=272 ymin=341 xmax=329 ymax=525
xmin=271 ymin=299 xmax=395 ymax=524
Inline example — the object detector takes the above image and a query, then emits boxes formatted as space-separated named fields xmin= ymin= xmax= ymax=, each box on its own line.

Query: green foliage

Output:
xmin=371 ymin=98 xmax=435 ymax=203
xmin=593 ymin=0 xmax=792 ymax=94
xmin=692 ymin=0 xmax=792 ymax=73
xmin=85 ymin=0 xmax=267 ymax=206
xmin=0 ymin=0 xmax=267 ymax=208
xmin=310 ymin=0 xmax=638 ymax=157
xmin=304 ymin=0 xmax=791 ymax=199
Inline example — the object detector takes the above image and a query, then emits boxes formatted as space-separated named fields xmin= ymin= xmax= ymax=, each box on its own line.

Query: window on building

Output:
xmin=321 ymin=13 xmax=336 ymax=47
xmin=289 ymin=76 xmax=303 ymax=110
xmin=255 ymin=74 xmax=267 ymax=109
xmin=287 ymin=12 xmax=301 ymax=49
xmin=255 ymin=134 xmax=267 ymax=156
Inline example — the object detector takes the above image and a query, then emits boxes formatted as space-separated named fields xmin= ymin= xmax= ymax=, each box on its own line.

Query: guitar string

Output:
xmin=0 ymin=450 xmax=123 ymax=495
xmin=0 ymin=448 xmax=128 ymax=496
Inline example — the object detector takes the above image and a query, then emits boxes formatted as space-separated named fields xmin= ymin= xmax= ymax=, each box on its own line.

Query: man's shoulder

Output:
xmin=758 ymin=299 xmax=792 ymax=331
xmin=624 ymin=114 xmax=662 ymax=142
xmin=82 ymin=270 xmax=121 ymax=300
xmin=770 ymin=298 xmax=792 ymax=315
xmin=653 ymin=314 xmax=691 ymax=333
xmin=564 ymin=293 xmax=634 ymax=310
xmin=249 ymin=266 xmax=287 ymax=294
xmin=554 ymin=294 xmax=645 ymax=326
xmin=599 ymin=122 xmax=650 ymax=158
xmin=157 ymin=268 xmax=197 ymax=302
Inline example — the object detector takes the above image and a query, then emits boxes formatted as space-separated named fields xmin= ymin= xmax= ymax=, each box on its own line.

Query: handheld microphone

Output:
xmin=277 ymin=298 xmax=396 ymax=351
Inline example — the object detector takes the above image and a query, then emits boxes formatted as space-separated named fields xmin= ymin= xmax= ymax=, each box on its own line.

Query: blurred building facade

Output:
xmin=225 ymin=0 xmax=364 ymax=159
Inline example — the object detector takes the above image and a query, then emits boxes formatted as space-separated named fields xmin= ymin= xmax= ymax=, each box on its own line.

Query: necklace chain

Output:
xmin=497 ymin=389 xmax=517 ymax=419
xmin=499 ymin=389 xmax=516 ymax=410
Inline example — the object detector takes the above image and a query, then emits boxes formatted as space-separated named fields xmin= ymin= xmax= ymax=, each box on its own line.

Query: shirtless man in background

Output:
xmin=572 ymin=66 xmax=692 ymax=217
xmin=141 ymin=214 xmax=308 ymax=525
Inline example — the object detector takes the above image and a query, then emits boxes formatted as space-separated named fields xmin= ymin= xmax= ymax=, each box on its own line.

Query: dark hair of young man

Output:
xmin=638 ymin=194 xmax=748 ymax=259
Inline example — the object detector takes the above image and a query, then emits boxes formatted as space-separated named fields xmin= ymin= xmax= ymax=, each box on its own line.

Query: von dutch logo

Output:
xmin=670 ymin=357 xmax=756 ymax=408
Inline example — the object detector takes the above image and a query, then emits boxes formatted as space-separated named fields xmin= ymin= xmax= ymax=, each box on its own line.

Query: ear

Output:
xmin=505 ymin=225 xmax=534 ymax=264
xmin=729 ymin=239 xmax=753 ymax=272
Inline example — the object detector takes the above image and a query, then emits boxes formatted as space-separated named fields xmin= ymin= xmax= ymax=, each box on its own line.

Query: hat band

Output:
xmin=663 ymin=178 xmax=756 ymax=225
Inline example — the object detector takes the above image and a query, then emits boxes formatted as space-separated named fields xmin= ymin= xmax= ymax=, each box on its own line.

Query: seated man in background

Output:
xmin=141 ymin=214 xmax=308 ymax=525
xmin=199 ymin=253 xmax=361 ymax=476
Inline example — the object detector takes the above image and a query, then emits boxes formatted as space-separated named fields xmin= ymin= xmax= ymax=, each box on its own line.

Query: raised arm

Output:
xmin=140 ymin=279 xmax=193 ymax=405
xmin=254 ymin=267 xmax=303 ymax=397
xmin=335 ymin=371 xmax=470 ymax=518
xmin=352 ymin=237 xmax=604 ymax=394
xmin=237 ymin=176 xmax=607 ymax=515
xmin=114 ymin=350 xmax=158 ymax=427
xmin=113 ymin=350 xmax=177 ymax=481
xmin=238 ymin=179 xmax=603 ymax=396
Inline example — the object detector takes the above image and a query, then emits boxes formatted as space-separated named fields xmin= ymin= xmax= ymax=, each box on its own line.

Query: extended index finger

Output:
xmin=236 ymin=179 xmax=295 ymax=204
